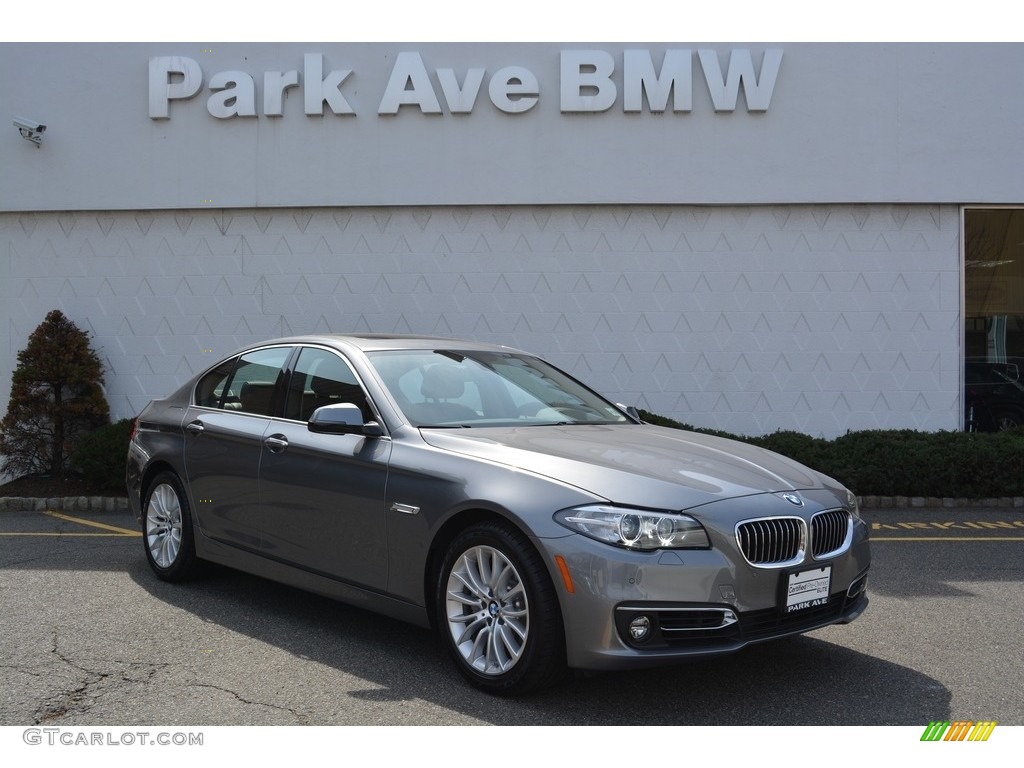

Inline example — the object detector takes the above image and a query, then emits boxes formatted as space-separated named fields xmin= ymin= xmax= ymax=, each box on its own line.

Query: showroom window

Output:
xmin=964 ymin=208 xmax=1024 ymax=431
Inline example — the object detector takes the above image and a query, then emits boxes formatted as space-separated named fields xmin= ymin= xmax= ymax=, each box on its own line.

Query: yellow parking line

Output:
xmin=0 ymin=532 xmax=138 ymax=537
xmin=42 ymin=510 xmax=141 ymax=536
xmin=872 ymin=536 xmax=1024 ymax=542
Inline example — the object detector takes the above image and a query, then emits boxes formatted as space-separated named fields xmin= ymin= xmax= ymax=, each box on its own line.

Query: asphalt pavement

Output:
xmin=0 ymin=504 xmax=1021 ymax=726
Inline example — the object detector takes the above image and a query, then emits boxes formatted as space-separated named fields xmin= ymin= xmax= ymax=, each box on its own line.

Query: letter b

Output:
xmin=561 ymin=50 xmax=616 ymax=112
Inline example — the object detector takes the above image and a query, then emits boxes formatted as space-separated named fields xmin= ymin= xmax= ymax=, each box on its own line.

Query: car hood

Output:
xmin=418 ymin=424 xmax=827 ymax=510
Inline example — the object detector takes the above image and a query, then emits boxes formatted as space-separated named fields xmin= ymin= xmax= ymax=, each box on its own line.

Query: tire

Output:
xmin=436 ymin=520 xmax=567 ymax=695
xmin=993 ymin=410 xmax=1023 ymax=432
xmin=142 ymin=471 xmax=203 ymax=582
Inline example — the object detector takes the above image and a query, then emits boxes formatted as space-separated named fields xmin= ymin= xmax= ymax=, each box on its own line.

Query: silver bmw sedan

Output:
xmin=127 ymin=334 xmax=870 ymax=695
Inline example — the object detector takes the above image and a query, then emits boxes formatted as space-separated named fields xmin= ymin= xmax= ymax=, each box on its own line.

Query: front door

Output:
xmin=258 ymin=346 xmax=391 ymax=590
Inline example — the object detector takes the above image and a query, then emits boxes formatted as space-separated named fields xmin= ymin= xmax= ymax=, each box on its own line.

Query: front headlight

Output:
xmin=555 ymin=505 xmax=710 ymax=551
xmin=844 ymin=488 xmax=862 ymax=519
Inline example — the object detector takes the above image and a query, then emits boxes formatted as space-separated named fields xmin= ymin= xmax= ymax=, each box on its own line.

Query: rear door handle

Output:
xmin=264 ymin=434 xmax=289 ymax=453
xmin=185 ymin=420 xmax=204 ymax=435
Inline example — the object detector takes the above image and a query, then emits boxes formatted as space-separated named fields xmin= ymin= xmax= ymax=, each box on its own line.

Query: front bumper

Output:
xmin=537 ymin=510 xmax=871 ymax=671
xmin=612 ymin=575 xmax=868 ymax=655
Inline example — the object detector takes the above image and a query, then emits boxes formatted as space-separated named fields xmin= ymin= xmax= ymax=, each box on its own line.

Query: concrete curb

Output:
xmin=1 ymin=495 xmax=1022 ymax=512
xmin=858 ymin=496 xmax=1024 ymax=509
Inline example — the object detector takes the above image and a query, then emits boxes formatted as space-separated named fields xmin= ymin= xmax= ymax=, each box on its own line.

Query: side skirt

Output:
xmin=195 ymin=534 xmax=431 ymax=628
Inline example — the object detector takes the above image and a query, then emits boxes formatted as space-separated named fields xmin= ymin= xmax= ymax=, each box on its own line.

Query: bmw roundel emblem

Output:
xmin=782 ymin=493 xmax=804 ymax=507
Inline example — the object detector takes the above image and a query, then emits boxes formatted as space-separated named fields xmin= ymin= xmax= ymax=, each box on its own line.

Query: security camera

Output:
xmin=14 ymin=117 xmax=46 ymax=133
xmin=14 ymin=116 xmax=46 ymax=146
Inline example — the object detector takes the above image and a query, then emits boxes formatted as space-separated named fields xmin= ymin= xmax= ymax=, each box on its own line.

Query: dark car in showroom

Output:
xmin=964 ymin=358 xmax=1024 ymax=432
xmin=127 ymin=334 xmax=870 ymax=694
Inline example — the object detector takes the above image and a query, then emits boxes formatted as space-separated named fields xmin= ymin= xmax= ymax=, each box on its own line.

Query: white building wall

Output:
xmin=1 ymin=203 xmax=961 ymax=438
xmin=5 ymin=43 xmax=1024 ymax=211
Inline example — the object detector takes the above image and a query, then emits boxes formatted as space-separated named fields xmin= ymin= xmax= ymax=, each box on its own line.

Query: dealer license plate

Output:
xmin=784 ymin=566 xmax=832 ymax=613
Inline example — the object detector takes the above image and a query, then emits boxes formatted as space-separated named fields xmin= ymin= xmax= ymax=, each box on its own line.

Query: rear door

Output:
xmin=182 ymin=346 xmax=292 ymax=551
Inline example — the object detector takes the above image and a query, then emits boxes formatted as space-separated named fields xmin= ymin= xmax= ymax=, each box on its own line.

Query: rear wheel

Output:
xmin=993 ymin=409 xmax=1023 ymax=432
xmin=436 ymin=520 xmax=566 ymax=695
xmin=142 ymin=471 xmax=203 ymax=581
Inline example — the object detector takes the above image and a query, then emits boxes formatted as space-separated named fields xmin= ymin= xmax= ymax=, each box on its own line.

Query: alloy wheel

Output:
xmin=146 ymin=482 xmax=183 ymax=569
xmin=444 ymin=544 xmax=530 ymax=675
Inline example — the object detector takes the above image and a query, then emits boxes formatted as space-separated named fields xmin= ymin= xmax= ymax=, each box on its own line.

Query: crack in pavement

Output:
xmin=33 ymin=631 xmax=170 ymax=724
xmin=20 ymin=630 xmax=305 ymax=725
xmin=186 ymin=683 xmax=308 ymax=724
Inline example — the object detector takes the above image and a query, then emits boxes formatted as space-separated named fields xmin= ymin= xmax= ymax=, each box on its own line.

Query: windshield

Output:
xmin=366 ymin=349 xmax=631 ymax=428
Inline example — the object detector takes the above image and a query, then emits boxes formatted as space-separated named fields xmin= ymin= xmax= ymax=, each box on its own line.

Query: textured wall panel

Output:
xmin=0 ymin=204 xmax=961 ymax=438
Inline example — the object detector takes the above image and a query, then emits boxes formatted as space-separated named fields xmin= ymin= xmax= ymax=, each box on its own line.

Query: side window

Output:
xmin=219 ymin=347 xmax=291 ymax=416
xmin=285 ymin=347 xmax=372 ymax=422
xmin=194 ymin=358 xmax=237 ymax=409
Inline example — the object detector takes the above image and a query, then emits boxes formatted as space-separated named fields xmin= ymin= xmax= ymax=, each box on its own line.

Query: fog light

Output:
xmin=847 ymin=575 xmax=867 ymax=598
xmin=628 ymin=615 xmax=651 ymax=641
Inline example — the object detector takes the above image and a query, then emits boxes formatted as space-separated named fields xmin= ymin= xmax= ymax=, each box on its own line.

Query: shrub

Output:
xmin=0 ymin=310 xmax=110 ymax=477
xmin=638 ymin=410 xmax=1024 ymax=499
xmin=637 ymin=410 xmax=738 ymax=439
xmin=750 ymin=430 xmax=833 ymax=474
xmin=71 ymin=418 xmax=134 ymax=493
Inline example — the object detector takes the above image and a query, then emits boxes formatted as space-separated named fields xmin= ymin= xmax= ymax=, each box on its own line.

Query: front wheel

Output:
xmin=436 ymin=521 xmax=566 ymax=695
xmin=142 ymin=471 xmax=203 ymax=582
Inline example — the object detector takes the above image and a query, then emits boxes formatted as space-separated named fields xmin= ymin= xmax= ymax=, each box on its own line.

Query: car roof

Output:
xmin=246 ymin=334 xmax=530 ymax=355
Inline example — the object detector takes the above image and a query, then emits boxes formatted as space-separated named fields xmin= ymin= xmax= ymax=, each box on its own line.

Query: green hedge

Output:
xmin=70 ymin=418 xmax=134 ymax=493
xmin=638 ymin=410 xmax=1024 ymax=498
xmin=60 ymin=411 xmax=1024 ymax=499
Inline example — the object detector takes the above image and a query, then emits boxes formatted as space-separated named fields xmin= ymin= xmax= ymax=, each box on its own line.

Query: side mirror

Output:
xmin=616 ymin=403 xmax=643 ymax=422
xmin=308 ymin=403 xmax=384 ymax=437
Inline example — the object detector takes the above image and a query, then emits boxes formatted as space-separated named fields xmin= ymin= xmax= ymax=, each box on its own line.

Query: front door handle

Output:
xmin=264 ymin=434 xmax=289 ymax=453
